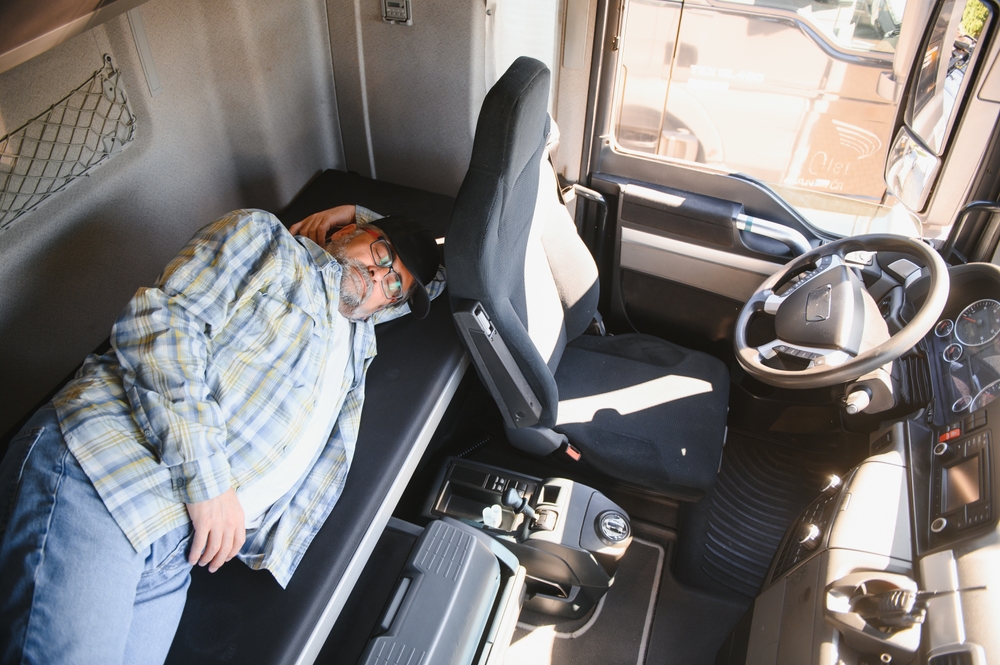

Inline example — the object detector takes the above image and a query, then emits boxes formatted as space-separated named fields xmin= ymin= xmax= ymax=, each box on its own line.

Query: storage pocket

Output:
xmin=147 ymin=528 xmax=195 ymax=576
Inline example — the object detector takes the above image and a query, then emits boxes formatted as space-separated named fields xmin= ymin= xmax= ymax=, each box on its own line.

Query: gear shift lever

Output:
xmin=502 ymin=487 xmax=536 ymax=520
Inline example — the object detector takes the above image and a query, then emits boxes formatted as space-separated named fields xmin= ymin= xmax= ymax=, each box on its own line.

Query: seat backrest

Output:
xmin=446 ymin=57 xmax=599 ymax=429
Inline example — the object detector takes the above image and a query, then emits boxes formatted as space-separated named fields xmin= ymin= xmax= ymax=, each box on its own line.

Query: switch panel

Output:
xmin=381 ymin=0 xmax=412 ymax=25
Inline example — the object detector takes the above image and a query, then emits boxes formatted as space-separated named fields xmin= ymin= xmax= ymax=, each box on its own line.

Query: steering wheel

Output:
xmin=734 ymin=234 xmax=950 ymax=389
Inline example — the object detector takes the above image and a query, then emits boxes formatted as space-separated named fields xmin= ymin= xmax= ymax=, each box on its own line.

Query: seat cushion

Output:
xmin=553 ymin=333 xmax=729 ymax=500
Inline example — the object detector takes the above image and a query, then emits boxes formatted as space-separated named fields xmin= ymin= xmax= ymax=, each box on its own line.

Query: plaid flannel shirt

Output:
xmin=54 ymin=207 xmax=445 ymax=587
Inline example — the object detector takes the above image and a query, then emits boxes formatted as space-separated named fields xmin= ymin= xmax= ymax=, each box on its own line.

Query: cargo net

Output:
xmin=0 ymin=54 xmax=136 ymax=230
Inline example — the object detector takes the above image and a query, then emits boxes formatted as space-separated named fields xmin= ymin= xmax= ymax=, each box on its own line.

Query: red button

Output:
xmin=938 ymin=428 xmax=961 ymax=442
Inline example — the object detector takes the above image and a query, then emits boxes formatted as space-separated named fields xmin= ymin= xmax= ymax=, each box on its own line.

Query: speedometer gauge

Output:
xmin=955 ymin=299 xmax=1000 ymax=346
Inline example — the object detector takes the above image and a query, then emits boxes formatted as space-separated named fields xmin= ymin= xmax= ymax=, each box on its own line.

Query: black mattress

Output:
xmin=164 ymin=170 xmax=465 ymax=664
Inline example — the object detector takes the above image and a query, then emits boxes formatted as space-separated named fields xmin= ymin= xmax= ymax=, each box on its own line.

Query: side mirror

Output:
xmin=884 ymin=126 xmax=941 ymax=211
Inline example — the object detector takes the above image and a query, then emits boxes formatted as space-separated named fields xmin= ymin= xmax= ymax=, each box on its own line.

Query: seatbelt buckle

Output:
xmin=560 ymin=442 xmax=582 ymax=461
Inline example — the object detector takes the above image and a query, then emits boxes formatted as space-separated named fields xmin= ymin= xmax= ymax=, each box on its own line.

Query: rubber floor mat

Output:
xmin=505 ymin=538 xmax=663 ymax=665
xmin=673 ymin=429 xmax=849 ymax=599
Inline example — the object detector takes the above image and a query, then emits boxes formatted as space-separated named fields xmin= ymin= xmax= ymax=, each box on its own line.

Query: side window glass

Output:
xmin=718 ymin=0 xmax=905 ymax=55
xmin=908 ymin=0 xmax=992 ymax=154
xmin=613 ymin=0 xmax=915 ymax=237
xmin=884 ymin=0 xmax=992 ymax=211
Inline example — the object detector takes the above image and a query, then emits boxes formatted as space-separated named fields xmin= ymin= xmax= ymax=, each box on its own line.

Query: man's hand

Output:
xmin=289 ymin=205 xmax=357 ymax=245
xmin=185 ymin=487 xmax=246 ymax=573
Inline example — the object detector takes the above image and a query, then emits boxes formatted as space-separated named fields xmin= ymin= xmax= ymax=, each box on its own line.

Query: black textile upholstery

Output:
xmin=446 ymin=58 xmax=730 ymax=497
xmin=554 ymin=334 xmax=729 ymax=499
xmin=277 ymin=169 xmax=455 ymax=237
xmin=446 ymin=57 xmax=562 ymax=426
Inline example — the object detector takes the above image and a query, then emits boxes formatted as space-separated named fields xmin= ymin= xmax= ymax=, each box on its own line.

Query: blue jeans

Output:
xmin=0 ymin=404 xmax=194 ymax=665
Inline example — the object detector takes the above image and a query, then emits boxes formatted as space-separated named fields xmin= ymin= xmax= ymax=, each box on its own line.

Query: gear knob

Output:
xmin=501 ymin=487 xmax=536 ymax=519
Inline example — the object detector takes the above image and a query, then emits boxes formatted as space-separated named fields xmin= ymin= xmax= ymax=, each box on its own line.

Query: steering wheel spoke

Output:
xmin=757 ymin=339 xmax=854 ymax=369
xmin=761 ymin=291 xmax=784 ymax=315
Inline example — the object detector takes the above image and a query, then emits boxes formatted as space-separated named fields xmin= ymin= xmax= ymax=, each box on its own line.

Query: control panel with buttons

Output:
xmin=929 ymin=426 xmax=994 ymax=546
xmin=380 ymin=0 xmax=412 ymax=25
xmin=428 ymin=458 xmax=539 ymax=533
xmin=772 ymin=344 xmax=826 ymax=365
xmin=768 ymin=472 xmax=852 ymax=584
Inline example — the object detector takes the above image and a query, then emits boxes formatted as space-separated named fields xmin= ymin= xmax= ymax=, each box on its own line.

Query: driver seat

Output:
xmin=446 ymin=57 xmax=730 ymax=498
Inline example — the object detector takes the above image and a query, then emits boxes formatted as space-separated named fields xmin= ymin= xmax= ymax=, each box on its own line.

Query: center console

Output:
xmin=426 ymin=458 xmax=634 ymax=618
xmin=342 ymin=458 xmax=635 ymax=665
xmin=721 ymin=423 xmax=919 ymax=665
xmin=718 ymin=400 xmax=1000 ymax=665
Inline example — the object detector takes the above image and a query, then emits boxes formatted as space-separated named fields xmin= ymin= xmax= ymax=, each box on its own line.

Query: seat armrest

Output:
xmin=453 ymin=300 xmax=541 ymax=430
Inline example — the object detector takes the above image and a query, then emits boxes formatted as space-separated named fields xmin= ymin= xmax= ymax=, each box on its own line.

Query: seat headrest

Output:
xmin=469 ymin=56 xmax=551 ymax=181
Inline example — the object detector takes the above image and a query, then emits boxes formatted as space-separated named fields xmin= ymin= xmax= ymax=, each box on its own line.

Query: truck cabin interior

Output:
xmin=1 ymin=0 xmax=999 ymax=664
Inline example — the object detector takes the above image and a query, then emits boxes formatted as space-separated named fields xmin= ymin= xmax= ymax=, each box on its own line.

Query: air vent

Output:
xmin=897 ymin=352 xmax=932 ymax=407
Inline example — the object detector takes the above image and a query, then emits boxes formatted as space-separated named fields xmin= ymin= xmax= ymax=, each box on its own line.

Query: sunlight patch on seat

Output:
xmin=555 ymin=375 xmax=713 ymax=425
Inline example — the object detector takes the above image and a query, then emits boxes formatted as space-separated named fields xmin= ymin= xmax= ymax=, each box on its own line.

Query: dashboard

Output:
xmin=742 ymin=261 xmax=1000 ymax=665
xmin=921 ymin=269 xmax=1000 ymax=566
xmin=899 ymin=264 xmax=998 ymax=664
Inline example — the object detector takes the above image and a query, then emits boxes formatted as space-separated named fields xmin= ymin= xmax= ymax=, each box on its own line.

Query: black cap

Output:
xmin=371 ymin=216 xmax=440 ymax=319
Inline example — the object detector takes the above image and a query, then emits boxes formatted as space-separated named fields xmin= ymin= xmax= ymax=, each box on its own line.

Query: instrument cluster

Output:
xmin=930 ymin=298 xmax=1000 ymax=415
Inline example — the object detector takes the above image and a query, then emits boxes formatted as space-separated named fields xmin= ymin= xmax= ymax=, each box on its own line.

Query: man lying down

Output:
xmin=0 ymin=205 xmax=445 ymax=664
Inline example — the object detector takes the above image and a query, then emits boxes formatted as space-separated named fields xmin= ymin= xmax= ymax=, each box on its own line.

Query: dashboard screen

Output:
xmin=944 ymin=456 xmax=981 ymax=512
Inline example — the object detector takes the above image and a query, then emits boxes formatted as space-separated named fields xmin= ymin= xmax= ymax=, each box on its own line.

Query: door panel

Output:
xmin=585 ymin=0 xmax=920 ymax=353
xmin=588 ymin=164 xmax=815 ymax=353
xmin=619 ymin=269 xmax=746 ymax=360
xmin=619 ymin=226 xmax=781 ymax=303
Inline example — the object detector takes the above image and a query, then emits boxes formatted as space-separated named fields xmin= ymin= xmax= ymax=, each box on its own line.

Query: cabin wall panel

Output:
xmin=0 ymin=0 xmax=343 ymax=436
xmin=327 ymin=0 xmax=489 ymax=197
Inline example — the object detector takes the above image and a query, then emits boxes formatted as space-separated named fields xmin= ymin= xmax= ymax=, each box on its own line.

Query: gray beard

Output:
xmin=326 ymin=231 xmax=375 ymax=320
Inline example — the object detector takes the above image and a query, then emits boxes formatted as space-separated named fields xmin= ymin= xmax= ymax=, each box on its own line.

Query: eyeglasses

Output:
xmin=362 ymin=228 xmax=404 ymax=301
